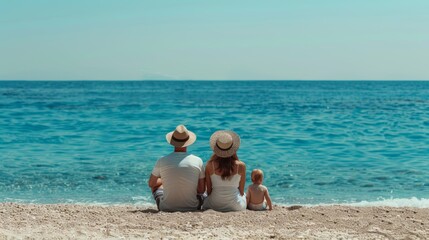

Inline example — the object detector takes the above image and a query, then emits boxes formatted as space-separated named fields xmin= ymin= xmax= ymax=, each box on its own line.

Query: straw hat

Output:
xmin=210 ymin=130 xmax=240 ymax=158
xmin=166 ymin=125 xmax=196 ymax=147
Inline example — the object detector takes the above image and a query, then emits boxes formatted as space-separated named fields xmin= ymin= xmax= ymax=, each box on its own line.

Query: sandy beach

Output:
xmin=0 ymin=203 xmax=427 ymax=239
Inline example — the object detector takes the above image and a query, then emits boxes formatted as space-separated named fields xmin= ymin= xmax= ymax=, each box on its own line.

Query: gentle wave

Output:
xmin=344 ymin=197 xmax=429 ymax=208
xmin=280 ymin=197 xmax=429 ymax=208
xmin=3 ymin=197 xmax=428 ymax=208
xmin=2 ymin=197 xmax=156 ymax=207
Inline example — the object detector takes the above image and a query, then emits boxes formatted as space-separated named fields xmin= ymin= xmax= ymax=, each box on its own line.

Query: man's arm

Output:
xmin=197 ymin=159 xmax=206 ymax=194
xmin=148 ymin=174 xmax=162 ymax=192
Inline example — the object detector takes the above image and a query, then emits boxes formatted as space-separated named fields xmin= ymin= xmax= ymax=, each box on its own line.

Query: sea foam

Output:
xmin=281 ymin=197 xmax=429 ymax=208
xmin=345 ymin=197 xmax=429 ymax=208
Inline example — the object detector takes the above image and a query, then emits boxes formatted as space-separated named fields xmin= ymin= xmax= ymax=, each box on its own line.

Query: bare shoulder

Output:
xmin=262 ymin=185 xmax=269 ymax=192
xmin=205 ymin=160 xmax=214 ymax=172
xmin=236 ymin=160 xmax=246 ymax=174
xmin=236 ymin=160 xmax=246 ymax=167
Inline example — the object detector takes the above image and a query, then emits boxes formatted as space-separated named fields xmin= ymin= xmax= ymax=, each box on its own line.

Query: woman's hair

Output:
xmin=211 ymin=154 xmax=239 ymax=180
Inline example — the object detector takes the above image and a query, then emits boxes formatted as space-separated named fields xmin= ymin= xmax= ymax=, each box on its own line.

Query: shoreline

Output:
xmin=1 ymin=203 xmax=427 ymax=239
xmin=3 ymin=196 xmax=429 ymax=208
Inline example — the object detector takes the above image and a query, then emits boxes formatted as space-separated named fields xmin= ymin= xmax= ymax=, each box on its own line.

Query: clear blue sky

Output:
xmin=1 ymin=0 xmax=428 ymax=80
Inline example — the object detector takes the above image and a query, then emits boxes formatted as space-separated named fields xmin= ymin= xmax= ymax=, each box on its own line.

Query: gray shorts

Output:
xmin=152 ymin=189 xmax=164 ymax=210
xmin=152 ymin=190 xmax=207 ymax=211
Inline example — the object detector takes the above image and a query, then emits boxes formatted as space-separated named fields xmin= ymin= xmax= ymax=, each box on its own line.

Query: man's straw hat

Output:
xmin=166 ymin=125 xmax=196 ymax=147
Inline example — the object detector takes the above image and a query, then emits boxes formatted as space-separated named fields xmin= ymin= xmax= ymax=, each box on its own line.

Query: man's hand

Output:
xmin=148 ymin=174 xmax=163 ymax=192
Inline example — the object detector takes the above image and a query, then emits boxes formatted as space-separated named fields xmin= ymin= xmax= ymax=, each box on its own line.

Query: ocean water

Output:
xmin=0 ymin=81 xmax=428 ymax=207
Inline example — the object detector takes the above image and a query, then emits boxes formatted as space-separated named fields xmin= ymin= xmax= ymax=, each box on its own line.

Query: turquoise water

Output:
xmin=0 ymin=81 xmax=428 ymax=206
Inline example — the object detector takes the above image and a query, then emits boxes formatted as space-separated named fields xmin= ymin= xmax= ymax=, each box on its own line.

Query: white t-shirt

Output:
xmin=151 ymin=152 xmax=205 ymax=211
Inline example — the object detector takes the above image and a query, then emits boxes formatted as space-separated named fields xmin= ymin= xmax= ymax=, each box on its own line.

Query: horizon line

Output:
xmin=1 ymin=79 xmax=429 ymax=82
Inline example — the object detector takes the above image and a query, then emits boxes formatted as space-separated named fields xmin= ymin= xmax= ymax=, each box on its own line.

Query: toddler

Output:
xmin=246 ymin=169 xmax=272 ymax=211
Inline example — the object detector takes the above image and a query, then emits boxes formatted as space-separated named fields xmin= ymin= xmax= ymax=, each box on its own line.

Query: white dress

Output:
xmin=202 ymin=163 xmax=246 ymax=212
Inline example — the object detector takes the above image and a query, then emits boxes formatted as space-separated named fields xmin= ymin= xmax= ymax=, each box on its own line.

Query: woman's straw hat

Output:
xmin=210 ymin=130 xmax=240 ymax=158
xmin=166 ymin=125 xmax=196 ymax=147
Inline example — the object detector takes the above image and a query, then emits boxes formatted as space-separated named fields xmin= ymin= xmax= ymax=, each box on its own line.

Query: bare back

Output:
xmin=247 ymin=183 xmax=267 ymax=204
xmin=205 ymin=159 xmax=246 ymax=196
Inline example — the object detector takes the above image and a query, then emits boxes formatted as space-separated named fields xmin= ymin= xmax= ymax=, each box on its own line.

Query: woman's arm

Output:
xmin=238 ymin=161 xmax=246 ymax=196
xmin=205 ymin=161 xmax=213 ymax=195
xmin=197 ymin=178 xmax=205 ymax=194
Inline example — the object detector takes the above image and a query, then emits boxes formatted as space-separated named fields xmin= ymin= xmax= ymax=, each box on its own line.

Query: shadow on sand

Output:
xmin=129 ymin=209 xmax=159 ymax=214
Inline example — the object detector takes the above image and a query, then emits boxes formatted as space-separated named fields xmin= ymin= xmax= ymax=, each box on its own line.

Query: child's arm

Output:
xmin=264 ymin=188 xmax=273 ymax=210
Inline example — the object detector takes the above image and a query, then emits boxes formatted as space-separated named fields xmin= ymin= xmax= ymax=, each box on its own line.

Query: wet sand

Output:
xmin=0 ymin=203 xmax=427 ymax=239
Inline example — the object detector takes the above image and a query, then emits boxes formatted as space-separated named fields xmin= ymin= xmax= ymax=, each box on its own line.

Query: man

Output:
xmin=148 ymin=125 xmax=205 ymax=211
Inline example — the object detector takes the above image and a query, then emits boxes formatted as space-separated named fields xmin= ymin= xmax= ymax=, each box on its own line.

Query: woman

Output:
xmin=202 ymin=130 xmax=246 ymax=211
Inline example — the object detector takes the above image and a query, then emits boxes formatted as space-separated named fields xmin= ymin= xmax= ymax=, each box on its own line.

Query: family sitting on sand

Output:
xmin=148 ymin=125 xmax=273 ymax=212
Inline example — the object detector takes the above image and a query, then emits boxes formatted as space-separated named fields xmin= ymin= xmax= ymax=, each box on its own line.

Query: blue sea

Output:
xmin=0 ymin=81 xmax=428 ymax=207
